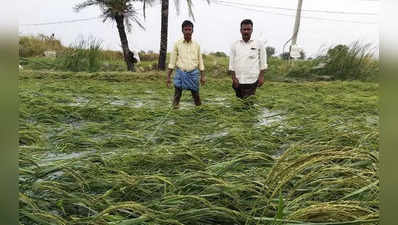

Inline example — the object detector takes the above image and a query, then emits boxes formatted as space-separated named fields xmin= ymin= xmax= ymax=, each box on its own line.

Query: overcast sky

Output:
xmin=18 ymin=0 xmax=379 ymax=57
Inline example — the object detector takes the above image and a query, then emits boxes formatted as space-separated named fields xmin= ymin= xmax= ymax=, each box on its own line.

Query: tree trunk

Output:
xmin=158 ymin=0 xmax=169 ymax=71
xmin=115 ymin=15 xmax=134 ymax=72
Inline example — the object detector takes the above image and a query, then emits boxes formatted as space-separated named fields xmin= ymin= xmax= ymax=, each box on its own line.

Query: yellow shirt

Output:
xmin=168 ymin=39 xmax=205 ymax=71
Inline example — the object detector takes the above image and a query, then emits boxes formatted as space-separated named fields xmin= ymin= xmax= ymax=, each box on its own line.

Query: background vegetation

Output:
xmin=19 ymin=35 xmax=378 ymax=81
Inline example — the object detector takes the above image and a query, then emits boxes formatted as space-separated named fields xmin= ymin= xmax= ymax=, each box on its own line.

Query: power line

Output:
xmin=20 ymin=17 xmax=100 ymax=26
xmin=217 ymin=0 xmax=378 ymax=16
xmin=215 ymin=2 xmax=378 ymax=25
xmin=19 ymin=2 xmax=378 ymax=27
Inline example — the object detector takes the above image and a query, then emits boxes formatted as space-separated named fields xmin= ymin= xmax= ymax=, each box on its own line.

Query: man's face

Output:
xmin=240 ymin=24 xmax=253 ymax=41
xmin=182 ymin=26 xmax=193 ymax=40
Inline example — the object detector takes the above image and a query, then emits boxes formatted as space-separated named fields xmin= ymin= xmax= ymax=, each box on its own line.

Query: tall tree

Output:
xmin=158 ymin=0 xmax=209 ymax=71
xmin=157 ymin=0 xmax=169 ymax=70
xmin=74 ymin=0 xmax=151 ymax=72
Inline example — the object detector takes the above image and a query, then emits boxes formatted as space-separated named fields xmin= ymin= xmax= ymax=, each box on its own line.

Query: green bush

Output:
xmin=285 ymin=63 xmax=313 ymax=78
xmin=209 ymin=51 xmax=227 ymax=57
xmin=19 ymin=57 xmax=58 ymax=70
xmin=318 ymin=42 xmax=378 ymax=81
xmin=101 ymin=50 xmax=124 ymax=61
xmin=56 ymin=37 xmax=103 ymax=72
xmin=138 ymin=50 xmax=159 ymax=61
xmin=19 ymin=34 xmax=64 ymax=57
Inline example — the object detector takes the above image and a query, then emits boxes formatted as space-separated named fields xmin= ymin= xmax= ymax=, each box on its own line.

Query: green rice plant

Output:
xmin=288 ymin=201 xmax=375 ymax=222
xmin=18 ymin=71 xmax=379 ymax=225
xmin=319 ymin=42 xmax=379 ymax=81
xmin=20 ymin=211 xmax=68 ymax=225
xmin=271 ymin=193 xmax=286 ymax=225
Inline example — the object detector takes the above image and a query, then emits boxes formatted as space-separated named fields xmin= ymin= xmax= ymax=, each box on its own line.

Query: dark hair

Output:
xmin=182 ymin=20 xmax=194 ymax=30
xmin=240 ymin=19 xmax=253 ymax=27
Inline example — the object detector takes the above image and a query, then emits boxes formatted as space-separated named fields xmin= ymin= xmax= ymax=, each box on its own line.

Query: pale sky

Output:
xmin=18 ymin=0 xmax=379 ymax=57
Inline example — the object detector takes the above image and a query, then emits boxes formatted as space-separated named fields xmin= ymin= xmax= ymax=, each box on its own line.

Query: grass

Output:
xmin=19 ymin=70 xmax=378 ymax=224
xmin=55 ymin=37 xmax=103 ymax=72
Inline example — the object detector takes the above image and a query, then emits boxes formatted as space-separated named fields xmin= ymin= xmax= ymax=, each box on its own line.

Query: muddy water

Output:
xmin=257 ymin=108 xmax=284 ymax=126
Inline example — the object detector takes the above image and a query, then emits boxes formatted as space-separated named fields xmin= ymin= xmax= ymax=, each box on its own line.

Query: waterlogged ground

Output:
xmin=19 ymin=70 xmax=379 ymax=225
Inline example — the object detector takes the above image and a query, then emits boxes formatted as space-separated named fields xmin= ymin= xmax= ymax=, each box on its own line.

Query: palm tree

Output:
xmin=157 ymin=0 xmax=169 ymax=70
xmin=74 ymin=0 xmax=152 ymax=71
xmin=157 ymin=0 xmax=209 ymax=71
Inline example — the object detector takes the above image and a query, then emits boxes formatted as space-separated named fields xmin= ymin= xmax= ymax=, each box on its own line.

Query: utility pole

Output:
xmin=290 ymin=0 xmax=303 ymax=58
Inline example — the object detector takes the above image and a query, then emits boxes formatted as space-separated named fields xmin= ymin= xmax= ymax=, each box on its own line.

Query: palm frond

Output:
xmin=172 ymin=0 xmax=211 ymax=22
xmin=126 ymin=14 xmax=145 ymax=31
xmin=143 ymin=0 xmax=147 ymax=18
xmin=75 ymin=0 xmax=152 ymax=30
xmin=74 ymin=0 xmax=103 ymax=12
xmin=124 ymin=16 xmax=133 ymax=32
xmin=174 ymin=0 xmax=181 ymax=16
xmin=142 ymin=0 xmax=156 ymax=19
xmin=186 ymin=0 xmax=195 ymax=21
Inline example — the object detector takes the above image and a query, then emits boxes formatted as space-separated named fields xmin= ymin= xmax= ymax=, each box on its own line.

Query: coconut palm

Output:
xmin=157 ymin=0 xmax=170 ymax=71
xmin=74 ymin=0 xmax=153 ymax=71
xmin=157 ymin=0 xmax=209 ymax=70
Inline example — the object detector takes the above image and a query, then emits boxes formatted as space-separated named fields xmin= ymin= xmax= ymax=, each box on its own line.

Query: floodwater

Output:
xmin=39 ymin=150 xmax=95 ymax=166
xmin=257 ymin=108 xmax=284 ymax=126
xmin=68 ymin=97 xmax=90 ymax=106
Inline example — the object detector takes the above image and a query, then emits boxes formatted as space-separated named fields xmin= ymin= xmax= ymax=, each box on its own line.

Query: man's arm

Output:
xmin=167 ymin=43 xmax=178 ymax=88
xmin=167 ymin=68 xmax=174 ymax=88
xmin=230 ymin=71 xmax=239 ymax=89
xmin=200 ymin=70 xmax=206 ymax=86
xmin=229 ymin=44 xmax=239 ymax=88
xmin=198 ymin=45 xmax=206 ymax=86
xmin=258 ymin=41 xmax=268 ymax=87
xmin=258 ymin=69 xmax=265 ymax=87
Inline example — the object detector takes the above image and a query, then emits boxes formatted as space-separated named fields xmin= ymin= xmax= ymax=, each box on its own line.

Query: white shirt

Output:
xmin=228 ymin=40 xmax=268 ymax=84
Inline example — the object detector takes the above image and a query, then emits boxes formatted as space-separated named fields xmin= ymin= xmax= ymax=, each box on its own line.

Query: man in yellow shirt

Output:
xmin=166 ymin=20 xmax=206 ymax=108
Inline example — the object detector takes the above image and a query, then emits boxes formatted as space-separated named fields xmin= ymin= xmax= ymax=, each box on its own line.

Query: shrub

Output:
xmin=266 ymin=46 xmax=275 ymax=57
xmin=209 ymin=51 xmax=227 ymax=57
xmin=280 ymin=52 xmax=291 ymax=60
xmin=56 ymin=37 xmax=103 ymax=72
xmin=318 ymin=42 xmax=378 ymax=81
xmin=19 ymin=34 xmax=64 ymax=57
xmin=102 ymin=50 xmax=124 ymax=61
xmin=138 ymin=50 xmax=159 ymax=61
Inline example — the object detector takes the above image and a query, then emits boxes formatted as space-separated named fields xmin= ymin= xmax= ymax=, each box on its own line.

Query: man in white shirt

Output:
xmin=228 ymin=19 xmax=268 ymax=99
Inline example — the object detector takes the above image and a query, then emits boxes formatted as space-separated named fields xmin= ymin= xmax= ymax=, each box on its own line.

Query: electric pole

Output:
xmin=292 ymin=0 xmax=303 ymax=46
xmin=290 ymin=0 xmax=303 ymax=58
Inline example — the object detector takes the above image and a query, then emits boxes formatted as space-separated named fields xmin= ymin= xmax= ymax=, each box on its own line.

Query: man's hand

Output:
xmin=166 ymin=77 xmax=172 ymax=88
xmin=257 ymin=76 xmax=264 ymax=87
xmin=200 ymin=74 xmax=206 ymax=86
xmin=232 ymin=78 xmax=239 ymax=89
xmin=230 ymin=70 xmax=239 ymax=88
xmin=257 ymin=70 xmax=265 ymax=87
xmin=167 ymin=69 xmax=173 ymax=88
